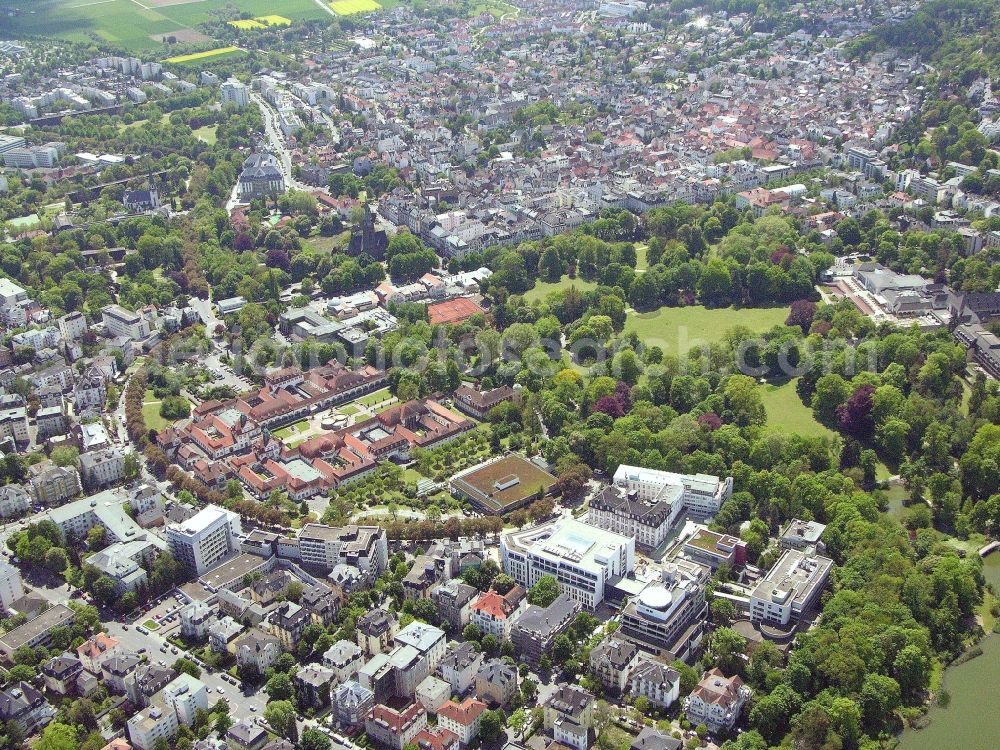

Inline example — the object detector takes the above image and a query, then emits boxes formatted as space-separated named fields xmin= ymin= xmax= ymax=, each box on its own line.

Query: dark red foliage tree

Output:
xmin=786 ymin=299 xmax=818 ymax=334
xmin=836 ymin=384 xmax=875 ymax=438
xmin=698 ymin=412 xmax=723 ymax=431
xmin=593 ymin=395 xmax=626 ymax=418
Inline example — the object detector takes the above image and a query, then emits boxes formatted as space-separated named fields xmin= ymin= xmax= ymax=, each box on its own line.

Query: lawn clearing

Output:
xmin=192 ymin=125 xmax=218 ymax=144
xmin=142 ymin=389 xmax=170 ymax=431
xmin=522 ymin=277 xmax=599 ymax=304
xmin=165 ymin=46 xmax=242 ymax=64
xmin=759 ymin=378 xmax=837 ymax=440
xmin=356 ymin=387 xmax=393 ymax=408
xmin=635 ymin=242 xmax=649 ymax=271
xmin=274 ymin=419 xmax=309 ymax=439
xmin=624 ymin=304 xmax=789 ymax=354
xmin=330 ymin=0 xmax=382 ymax=15
xmin=142 ymin=619 xmax=160 ymax=631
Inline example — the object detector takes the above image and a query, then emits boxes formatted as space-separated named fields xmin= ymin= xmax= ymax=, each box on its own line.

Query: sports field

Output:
xmin=330 ymin=0 xmax=382 ymax=15
xmin=3 ymin=1 xmax=329 ymax=52
xmin=624 ymin=304 xmax=789 ymax=353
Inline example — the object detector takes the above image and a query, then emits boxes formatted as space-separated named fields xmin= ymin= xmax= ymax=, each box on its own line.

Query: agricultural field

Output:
xmin=165 ymin=46 xmax=243 ymax=64
xmin=624 ymin=304 xmax=790 ymax=353
xmin=1 ymin=0 xmax=329 ymax=52
xmin=330 ymin=0 xmax=383 ymax=15
xmin=228 ymin=15 xmax=292 ymax=30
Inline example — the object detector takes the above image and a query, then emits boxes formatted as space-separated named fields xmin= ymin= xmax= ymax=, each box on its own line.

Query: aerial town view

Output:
xmin=0 ymin=0 xmax=998 ymax=749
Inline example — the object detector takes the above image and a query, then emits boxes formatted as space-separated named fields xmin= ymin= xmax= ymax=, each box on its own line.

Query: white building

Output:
xmin=101 ymin=304 xmax=150 ymax=341
xmin=127 ymin=700 xmax=178 ymax=750
xmin=394 ymin=621 xmax=446 ymax=672
xmin=163 ymin=673 xmax=208 ymax=726
xmin=322 ymin=639 xmax=364 ymax=683
xmin=611 ymin=466 xmax=733 ymax=517
xmin=749 ymin=549 xmax=832 ymax=627
xmin=500 ymin=518 xmax=635 ymax=610
xmin=166 ymin=505 xmax=241 ymax=575
xmin=79 ymin=446 xmax=128 ymax=489
xmin=220 ymin=78 xmax=250 ymax=109
xmin=0 ymin=562 xmax=24 ymax=611
xmin=297 ymin=524 xmax=388 ymax=575
xmin=0 ymin=485 xmax=30 ymax=518
xmin=179 ymin=601 xmax=213 ymax=641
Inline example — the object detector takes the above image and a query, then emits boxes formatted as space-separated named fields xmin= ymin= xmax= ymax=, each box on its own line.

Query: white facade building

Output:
xmin=0 ymin=562 xmax=24 ymax=611
xmin=501 ymin=518 xmax=635 ymax=610
xmin=166 ymin=505 xmax=241 ymax=575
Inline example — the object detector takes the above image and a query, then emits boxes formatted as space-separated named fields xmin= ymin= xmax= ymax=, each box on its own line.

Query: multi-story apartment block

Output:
xmin=166 ymin=505 xmax=241 ymax=575
xmin=297 ymin=524 xmax=388 ymax=575
xmin=101 ymin=304 xmax=151 ymax=341
xmin=163 ymin=673 xmax=208 ymax=726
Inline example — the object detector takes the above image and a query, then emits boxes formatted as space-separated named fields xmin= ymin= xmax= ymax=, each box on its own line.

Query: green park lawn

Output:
xmin=142 ymin=390 xmax=170 ymax=431
xmin=192 ymin=125 xmax=218 ymax=145
xmin=759 ymin=379 xmax=837 ymax=439
xmin=635 ymin=243 xmax=649 ymax=271
xmin=357 ymin=388 xmax=393 ymax=407
xmin=274 ymin=419 xmax=309 ymax=439
xmin=624 ymin=304 xmax=789 ymax=353
xmin=522 ymin=277 xmax=599 ymax=304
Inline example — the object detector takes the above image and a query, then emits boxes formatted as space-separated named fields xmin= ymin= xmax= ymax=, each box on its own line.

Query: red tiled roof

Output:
xmin=438 ymin=698 xmax=486 ymax=726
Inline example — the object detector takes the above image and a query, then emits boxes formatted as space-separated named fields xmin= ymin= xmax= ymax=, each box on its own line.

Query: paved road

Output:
xmin=103 ymin=616 xmax=268 ymax=723
xmin=251 ymin=93 xmax=308 ymax=192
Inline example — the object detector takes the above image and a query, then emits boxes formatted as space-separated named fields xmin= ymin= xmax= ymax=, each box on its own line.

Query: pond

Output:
xmin=981 ymin=549 xmax=1000 ymax=592
xmin=896 ymin=635 xmax=1000 ymax=750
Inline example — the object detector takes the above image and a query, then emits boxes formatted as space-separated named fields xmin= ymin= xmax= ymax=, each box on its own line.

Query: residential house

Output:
xmin=433 ymin=580 xmax=477 ymax=632
xmin=589 ymin=637 xmax=639 ymax=695
xmin=323 ymin=639 xmax=364 ymax=683
xmin=226 ymin=720 xmax=268 ymax=750
xmin=234 ymin=629 xmax=281 ymax=675
xmin=0 ymin=681 xmax=55 ymax=734
xmin=475 ymin=659 xmax=517 ymax=708
xmin=365 ymin=702 xmax=427 ymax=750
xmin=357 ymin=608 xmax=398 ymax=656
xmin=437 ymin=698 xmax=487 ymax=746
xmin=333 ymin=680 xmax=375 ymax=728
xmin=682 ymin=669 xmax=750 ymax=732
xmin=436 ymin=642 xmax=482 ymax=697
xmin=543 ymin=685 xmax=595 ymax=750
xmin=630 ymin=659 xmax=680 ymax=709
xmin=294 ymin=665 xmax=335 ymax=709
xmin=469 ymin=586 xmax=526 ymax=640
xmin=41 ymin=652 xmax=83 ymax=695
